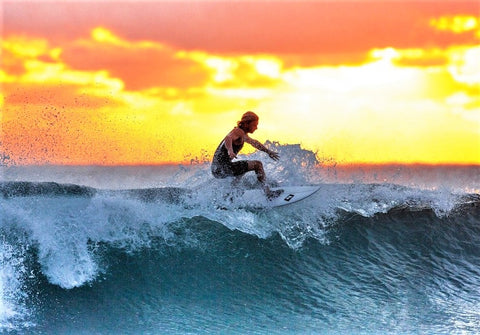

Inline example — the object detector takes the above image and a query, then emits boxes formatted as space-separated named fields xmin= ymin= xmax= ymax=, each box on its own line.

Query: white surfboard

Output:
xmin=240 ymin=185 xmax=320 ymax=208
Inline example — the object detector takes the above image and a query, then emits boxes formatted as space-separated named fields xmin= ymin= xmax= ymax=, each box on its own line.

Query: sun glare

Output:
xmin=204 ymin=57 xmax=237 ymax=83
xmin=252 ymin=58 xmax=282 ymax=79
xmin=448 ymin=46 xmax=480 ymax=85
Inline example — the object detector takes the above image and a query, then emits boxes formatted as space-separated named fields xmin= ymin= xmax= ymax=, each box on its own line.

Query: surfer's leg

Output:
xmin=248 ymin=161 xmax=274 ymax=195
xmin=247 ymin=160 xmax=266 ymax=184
xmin=247 ymin=160 xmax=283 ymax=200
xmin=229 ymin=161 xmax=249 ymax=189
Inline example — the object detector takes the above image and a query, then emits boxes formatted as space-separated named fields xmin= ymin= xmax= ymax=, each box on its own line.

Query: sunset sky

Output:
xmin=1 ymin=0 xmax=479 ymax=165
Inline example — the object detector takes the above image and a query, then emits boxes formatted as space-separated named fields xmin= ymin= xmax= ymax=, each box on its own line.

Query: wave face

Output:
xmin=1 ymin=150 xmax=480 ymax=334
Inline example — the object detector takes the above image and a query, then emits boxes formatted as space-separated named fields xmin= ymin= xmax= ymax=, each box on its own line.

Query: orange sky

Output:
xmin=1 ymin=0 xmax=479 ymax=165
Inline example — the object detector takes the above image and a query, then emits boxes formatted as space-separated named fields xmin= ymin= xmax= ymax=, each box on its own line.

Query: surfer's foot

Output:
xmin=266 ymin=189 xmax=284 ymax=200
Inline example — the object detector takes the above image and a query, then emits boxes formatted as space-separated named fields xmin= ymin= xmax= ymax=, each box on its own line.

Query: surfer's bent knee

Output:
xmin=248 ymin=160 xmax=263 ymax=171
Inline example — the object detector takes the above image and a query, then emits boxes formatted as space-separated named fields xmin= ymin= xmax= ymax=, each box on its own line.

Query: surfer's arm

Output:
xmin=224 ymin=128 xmax=243 ymax=159
xmin=245 ymin=136 xmax=280 ymax=161
xmin=224 ymin=135 xmax=236 ymax=159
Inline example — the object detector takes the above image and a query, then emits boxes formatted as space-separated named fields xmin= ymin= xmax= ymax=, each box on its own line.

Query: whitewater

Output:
xmin=1 ymin=144 xmax=479 ymax=334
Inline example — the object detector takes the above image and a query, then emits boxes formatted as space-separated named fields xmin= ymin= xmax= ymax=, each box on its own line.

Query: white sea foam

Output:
xmin=0 ymin=239 xmax=32 ymax=331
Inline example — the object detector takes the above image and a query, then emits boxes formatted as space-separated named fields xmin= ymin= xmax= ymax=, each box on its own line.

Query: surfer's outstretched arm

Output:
xmin=244 ymin=136 xmax=280 ymax=161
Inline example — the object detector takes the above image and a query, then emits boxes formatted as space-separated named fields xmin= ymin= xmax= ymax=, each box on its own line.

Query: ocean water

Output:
xmin=1 ymin=145 xmax=479 ymax=334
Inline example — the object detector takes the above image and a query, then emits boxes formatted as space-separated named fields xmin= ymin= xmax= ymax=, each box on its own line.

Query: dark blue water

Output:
xmin=1 ymin=178 xmax=479 ymax=334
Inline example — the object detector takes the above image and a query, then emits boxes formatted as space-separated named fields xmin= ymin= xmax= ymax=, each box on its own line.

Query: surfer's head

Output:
xmin=238 ymin=111 xmax=259 ymax=133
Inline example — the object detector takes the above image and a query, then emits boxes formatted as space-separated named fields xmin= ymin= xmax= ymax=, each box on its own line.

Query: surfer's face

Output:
xmin=247 ymin=120 xmax=258 ymax=133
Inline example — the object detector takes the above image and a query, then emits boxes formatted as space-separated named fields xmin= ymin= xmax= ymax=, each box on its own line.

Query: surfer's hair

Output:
xmin=237 ymin=111 xmax=259 ymax=130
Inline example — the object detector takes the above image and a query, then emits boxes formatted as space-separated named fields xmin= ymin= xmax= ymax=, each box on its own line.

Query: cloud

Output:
xmin=430 ymin=15 xmax=479 ymax=34
xmin=1 ymin=36 xmax=51 ymax=77
xmin=185 ymin=52 xmax=284 ymax=89
xmin=391 ymin=49 xmax=450 ymax=67
xmin=1 ymin=28 xmax=214 ymax=97
xmin=59 ymin=27 xmax=210 ymax=91
xmin=5 ymin=1 xmax=479 ymax=57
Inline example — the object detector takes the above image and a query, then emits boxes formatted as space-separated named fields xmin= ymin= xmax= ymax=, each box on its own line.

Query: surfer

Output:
xmin=211 ymin=111 xmax=283 ymax=199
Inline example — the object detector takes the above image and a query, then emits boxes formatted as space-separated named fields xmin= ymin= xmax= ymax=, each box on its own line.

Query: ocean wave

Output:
xmin=1 ymin=180 xmax=478 ymax=286
xmin=1 ymin=193 xmax=479 ymax=333
xmin=1 ymin=161 xmax=480 ymax=333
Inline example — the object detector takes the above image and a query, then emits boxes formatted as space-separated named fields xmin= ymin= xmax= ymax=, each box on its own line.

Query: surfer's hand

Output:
xmin=268 ymin=150 xmax=280 ymax=161
xmin=229 ymin=151 xmax=237 ymax=159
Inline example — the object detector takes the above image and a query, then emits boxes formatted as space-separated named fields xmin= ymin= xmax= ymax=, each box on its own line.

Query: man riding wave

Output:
xmin=211 ymin=111 xmax=283 ymax=199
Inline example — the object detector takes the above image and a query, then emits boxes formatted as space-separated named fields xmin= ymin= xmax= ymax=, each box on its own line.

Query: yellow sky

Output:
xmin=1 ymin=1 xmax=479 ymax=165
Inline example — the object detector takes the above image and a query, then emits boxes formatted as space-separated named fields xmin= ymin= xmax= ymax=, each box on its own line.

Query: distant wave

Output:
xmin=0 ymin=181 xmax=96 ymax=198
